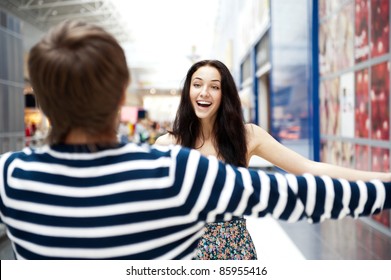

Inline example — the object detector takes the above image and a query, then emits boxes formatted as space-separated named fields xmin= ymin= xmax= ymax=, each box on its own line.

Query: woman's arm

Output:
xmin=246 ymin=123 xmax=391 ymax=182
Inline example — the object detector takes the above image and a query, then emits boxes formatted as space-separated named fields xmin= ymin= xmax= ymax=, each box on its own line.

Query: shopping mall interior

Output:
xmin=0 ymin=0 xmax=390 ymax=259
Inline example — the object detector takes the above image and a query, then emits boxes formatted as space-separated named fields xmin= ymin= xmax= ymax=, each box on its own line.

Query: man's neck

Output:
xmin=65 ymin=129 xmax=117 ymax=145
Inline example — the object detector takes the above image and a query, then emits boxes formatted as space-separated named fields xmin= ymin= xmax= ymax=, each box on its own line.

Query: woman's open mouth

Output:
xmin=197 ymin=101 xmax=212 ymax=108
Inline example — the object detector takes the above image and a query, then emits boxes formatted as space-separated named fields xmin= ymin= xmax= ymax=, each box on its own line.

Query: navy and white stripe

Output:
xmin=0 ymin=143 xmax=390 ymax=259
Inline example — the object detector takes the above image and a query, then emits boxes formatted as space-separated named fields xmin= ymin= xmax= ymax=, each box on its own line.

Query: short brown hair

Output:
xmin=28 ymin=20 xmax=130 ymax=144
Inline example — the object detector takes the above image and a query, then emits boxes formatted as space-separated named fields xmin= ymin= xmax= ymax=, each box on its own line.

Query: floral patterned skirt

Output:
xmin=193 ymin=218 xmax=257 ymax=260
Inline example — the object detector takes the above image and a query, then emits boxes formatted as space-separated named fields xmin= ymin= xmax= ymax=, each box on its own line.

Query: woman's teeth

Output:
xmin=197 ymin=101 xmax=211 ymax=107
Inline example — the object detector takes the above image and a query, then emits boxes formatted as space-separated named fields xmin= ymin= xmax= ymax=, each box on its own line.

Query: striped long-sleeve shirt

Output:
xmin=0 ymin=143 xmax=390 ymax=259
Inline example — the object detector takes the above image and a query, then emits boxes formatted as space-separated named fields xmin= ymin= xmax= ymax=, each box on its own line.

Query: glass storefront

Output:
xmin=319 ymin=0 xmax=391 ymax=230
xmin=238 ymin=0 xmax=390 ymax=233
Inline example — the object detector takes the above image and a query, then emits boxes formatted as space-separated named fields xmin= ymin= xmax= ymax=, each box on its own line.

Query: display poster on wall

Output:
xmin=354 ymin=69 xmax=370 ymax=138
xmin=319 ymin=78 xmax=340 ymax=135
xmin=355 ymin=144 xmax=369 ymax=171
xmin=370 ymin=0 xmax=390 ymax=58
xmin=319 ymin=2 xmax=354 ymax=73
xmin=319 ymin=80 xmax=328 ymax=135
xmin=340 ymin=72 xmax=355 ymax=137
xmin=319 ymin=23 xmax=331 ymax=75
xmin=319 ymin=0 xmax=341 ymax=18
xmin=320 ymin=0 xmax=391 ymax=232
xmin=355 ymin=0 xmax=370 ymax=63
xmin=371 ymin=62 xmax=390 ymax=140
xmin=330 ymin=141 xmax=342 ymax=165
xmin=336 ymin=3 xmax=354 ymax=71
xmin=341 ymin=142 xmax=354 ymax=167
xmin=371 ymin=147 xmax=390 ymax=172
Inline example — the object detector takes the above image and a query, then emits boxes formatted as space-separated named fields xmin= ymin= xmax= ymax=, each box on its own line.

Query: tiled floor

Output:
xmin=246 ymin=215 xmax=391 ymax=260
xmin=0 ymin=225 xmax=13 ymax=260
xmin=1 ymin=215 xmax=390 ymax=260
xmin=278 ymin=217 xmax=391 ymax=259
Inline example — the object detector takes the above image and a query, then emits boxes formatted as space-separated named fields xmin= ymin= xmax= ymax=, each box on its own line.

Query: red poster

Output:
xmin=355 ymin=69 xmax=370 ymax=137
xmin=371 ymin=62 xmax=390 ymax=140
xmin=371 ymin=0 xmax=390 ymax=57
xmin=355 ymin=0 xmax=370 ymax=62
xmin=371 ymin=147 xmax=390 ymax=171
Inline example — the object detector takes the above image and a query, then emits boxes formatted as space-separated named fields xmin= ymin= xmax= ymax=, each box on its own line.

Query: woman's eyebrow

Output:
xmin=192 ymin=77 xmax=221 ymax=82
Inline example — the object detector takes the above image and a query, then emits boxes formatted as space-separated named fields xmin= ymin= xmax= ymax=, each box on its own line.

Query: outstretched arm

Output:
xmin=193 ymin=151 xmax=391 ymax=224
xmin=246 ymin=124 xmax=391 ymax=182
xmin=245 ymin=169 xmax=390 ymax=223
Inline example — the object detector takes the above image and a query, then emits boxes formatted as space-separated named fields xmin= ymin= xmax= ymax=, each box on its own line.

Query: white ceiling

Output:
xmin=0 ymin=0 xmax=220 ymax=93
xmin=111 ymin=0 xmax=220 ymax=91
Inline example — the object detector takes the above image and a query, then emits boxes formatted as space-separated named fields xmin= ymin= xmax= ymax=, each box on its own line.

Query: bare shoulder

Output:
xmin=154 ymin=133 xmax=177 ymax=145
xmin=245 ymin=123 xmax=268 ymax=138
xmin=245 ymin=123 xmax=273 ymax=156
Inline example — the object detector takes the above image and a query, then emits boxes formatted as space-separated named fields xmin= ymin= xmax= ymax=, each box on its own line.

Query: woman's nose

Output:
xmin=199 ymin=86 xmax=209 ymax=97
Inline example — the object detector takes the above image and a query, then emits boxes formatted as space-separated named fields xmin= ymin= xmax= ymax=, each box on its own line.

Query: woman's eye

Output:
xmin=211 ymin=85 xmax=220 ymax=90
xmin=193 ymin=83 xmax=201 ymax=88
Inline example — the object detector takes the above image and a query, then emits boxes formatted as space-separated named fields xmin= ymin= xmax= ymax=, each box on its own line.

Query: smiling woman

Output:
xmin=155 ymin=60 xmax=254 ymax=259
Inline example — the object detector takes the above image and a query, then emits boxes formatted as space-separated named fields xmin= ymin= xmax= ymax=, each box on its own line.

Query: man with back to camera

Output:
xmin=0 ymin=19 xmax=390 ymax=259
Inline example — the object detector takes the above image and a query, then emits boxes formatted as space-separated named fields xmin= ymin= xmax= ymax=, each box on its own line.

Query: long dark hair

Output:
xmin=171 ymin=60 xmax=247 ymax=167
